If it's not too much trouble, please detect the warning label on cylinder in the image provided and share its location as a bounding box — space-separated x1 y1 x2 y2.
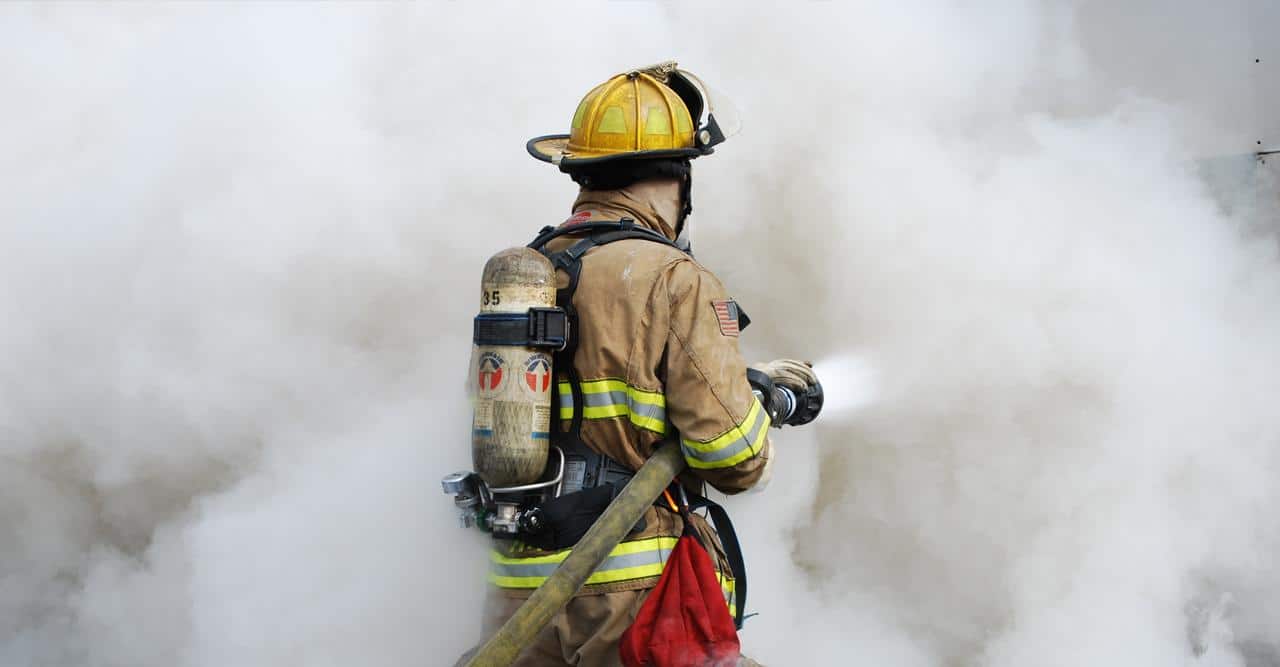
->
476 351 507 396
521 353 552 396
532 403 550 436
473 400 493 433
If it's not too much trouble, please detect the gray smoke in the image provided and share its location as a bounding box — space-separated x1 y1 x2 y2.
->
2 2 1279 666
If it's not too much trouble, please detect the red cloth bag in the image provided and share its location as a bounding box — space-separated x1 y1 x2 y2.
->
619 524 740 667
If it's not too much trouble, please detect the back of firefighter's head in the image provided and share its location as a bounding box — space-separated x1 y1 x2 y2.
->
526 62 731 233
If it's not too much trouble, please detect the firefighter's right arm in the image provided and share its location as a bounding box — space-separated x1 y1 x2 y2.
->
659 259 771 494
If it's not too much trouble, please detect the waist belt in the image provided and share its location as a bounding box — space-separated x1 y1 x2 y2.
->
513 436 639 551
557 435 749 629
507 440 750 629
559 433 635 495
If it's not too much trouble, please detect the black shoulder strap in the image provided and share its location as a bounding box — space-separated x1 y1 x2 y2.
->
527 218 681 254
527 219 684 447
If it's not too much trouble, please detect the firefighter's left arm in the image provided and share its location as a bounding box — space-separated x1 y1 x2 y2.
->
659 259 772 495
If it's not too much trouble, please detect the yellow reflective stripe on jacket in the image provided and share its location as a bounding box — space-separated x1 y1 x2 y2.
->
491 536 737 614
718 571 737 617
557 379 668 434
680 397 770 469
489 536 679 589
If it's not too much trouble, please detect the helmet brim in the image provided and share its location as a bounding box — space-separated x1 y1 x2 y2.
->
526 134 708 167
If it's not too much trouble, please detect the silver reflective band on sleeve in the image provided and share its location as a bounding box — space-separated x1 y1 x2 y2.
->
680 397 770 469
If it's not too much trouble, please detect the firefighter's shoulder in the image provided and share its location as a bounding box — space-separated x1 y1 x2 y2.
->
587 237 697 283
655 254 728 306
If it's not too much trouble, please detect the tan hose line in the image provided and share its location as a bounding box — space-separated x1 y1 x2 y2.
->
464 443 687 666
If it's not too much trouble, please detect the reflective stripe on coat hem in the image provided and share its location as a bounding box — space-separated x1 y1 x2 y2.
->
490 533 737 615
492 575 665 599
490 536 679 589
494 573 736 615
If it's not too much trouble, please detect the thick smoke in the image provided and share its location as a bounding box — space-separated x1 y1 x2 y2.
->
2 2 1278 666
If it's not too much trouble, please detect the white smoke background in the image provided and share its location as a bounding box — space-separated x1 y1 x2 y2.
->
3 2 1279 666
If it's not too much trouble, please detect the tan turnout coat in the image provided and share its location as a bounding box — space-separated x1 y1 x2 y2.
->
480 179 770 666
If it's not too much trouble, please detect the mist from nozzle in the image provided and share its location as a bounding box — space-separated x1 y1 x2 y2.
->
812 354 879 420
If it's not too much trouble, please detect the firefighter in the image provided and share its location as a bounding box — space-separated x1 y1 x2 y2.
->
464 62 822 666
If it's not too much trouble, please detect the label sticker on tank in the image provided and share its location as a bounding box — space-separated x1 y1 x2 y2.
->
532 399 547 427
473 401 493 431
532 404 550 437
477 351 507 395
522 353 552 396
562 457 587 495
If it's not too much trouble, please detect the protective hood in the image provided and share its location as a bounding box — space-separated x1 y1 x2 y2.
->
570 178 684 241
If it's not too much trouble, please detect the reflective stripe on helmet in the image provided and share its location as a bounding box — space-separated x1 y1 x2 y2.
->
564 72 695 157
557 379 668 434
680 397 770 469
489 536 679 589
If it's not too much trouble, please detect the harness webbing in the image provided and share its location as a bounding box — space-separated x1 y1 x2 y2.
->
528 219 681 448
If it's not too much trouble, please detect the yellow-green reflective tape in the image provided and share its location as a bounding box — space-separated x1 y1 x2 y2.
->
571 99 589 130
681 398 770 469
596 106 627 134
718 571 737 616
557 380 667 434
644 107 672 135
489 536 679 589
491 536 736 614
676 109 692 133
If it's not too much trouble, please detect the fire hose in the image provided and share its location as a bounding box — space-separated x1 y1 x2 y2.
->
463 443 686 666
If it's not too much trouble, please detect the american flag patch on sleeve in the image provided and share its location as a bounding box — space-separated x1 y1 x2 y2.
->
711 299 740 337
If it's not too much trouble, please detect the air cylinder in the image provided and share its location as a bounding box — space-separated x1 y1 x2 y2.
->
471 247 556 487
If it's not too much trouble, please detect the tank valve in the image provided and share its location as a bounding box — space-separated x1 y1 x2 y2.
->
441 471 484 529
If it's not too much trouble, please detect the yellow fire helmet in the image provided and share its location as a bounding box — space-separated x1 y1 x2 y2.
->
527 61 738 168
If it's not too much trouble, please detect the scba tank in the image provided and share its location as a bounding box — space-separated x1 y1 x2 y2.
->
471 247 558 487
